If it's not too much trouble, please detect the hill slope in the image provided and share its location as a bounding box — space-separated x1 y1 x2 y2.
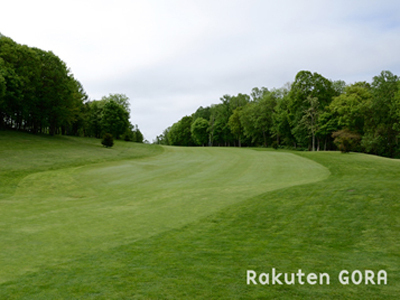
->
1 132 399 299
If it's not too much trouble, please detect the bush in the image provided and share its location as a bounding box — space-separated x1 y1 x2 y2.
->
123 132 132 141
332 129 361 153
101 133 114 148
271 141 279 149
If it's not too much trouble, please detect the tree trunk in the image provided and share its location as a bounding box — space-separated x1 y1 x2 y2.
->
312 132 315 151
263 130 267 147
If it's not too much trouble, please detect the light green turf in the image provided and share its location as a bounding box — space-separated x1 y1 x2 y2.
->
0 130 163 198
4 131 399 299
0 132 329 284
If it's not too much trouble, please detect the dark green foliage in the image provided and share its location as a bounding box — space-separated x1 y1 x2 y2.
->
101 100 129 139
327 82 372 134
271 141 278 149
123 124 144 143
193 106 211 121
84 100 105 138
0 35 143 142
168 116 195 146
332 129 361 153
0 35 87 134
160 69 400 158
288 70 336 148
228 107 243 147
101 133 114 148
209 103 233 146
154 127 170 145
271 91 295 147
362 71 400 157
133 129 144 143
241 90 277 146
101 93 130 113
190 117 209 146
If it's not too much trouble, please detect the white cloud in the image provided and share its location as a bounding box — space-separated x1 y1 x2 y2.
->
1 0 400 141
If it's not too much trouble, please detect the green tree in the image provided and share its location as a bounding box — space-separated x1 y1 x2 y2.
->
132 124 144 143
168 116 194 146
0 59 6 116
362 71 399 157
191 117 209 146
193 106 211 121
0 34 139 139
101 93 130 114
288 70 336 148
155 127 171 145
65 78 88 136
230 93 250 110
101 133 114 148
228 107 243 147
209 103 233 146
101 100 129 139
328 82 372 134
84 100 106 138
271 87 295 147
332 129 361 153
250 87 269 102
316 111 339 151
0 36 32 130
332 80 346 95
34 49 80 135
240 91 277 146
299 96 319 151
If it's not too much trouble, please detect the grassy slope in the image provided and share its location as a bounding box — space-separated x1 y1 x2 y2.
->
0 131 163 197
1 131 399 299
0 131 328 287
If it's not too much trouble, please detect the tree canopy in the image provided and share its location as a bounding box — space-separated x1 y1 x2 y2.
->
156 70 400 158
0 34 144 143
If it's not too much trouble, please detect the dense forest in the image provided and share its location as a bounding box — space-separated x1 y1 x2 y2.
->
156 70 400 158
0 34 143 142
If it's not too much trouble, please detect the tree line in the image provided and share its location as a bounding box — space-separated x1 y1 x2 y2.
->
156 70 400 158
0 34 143 142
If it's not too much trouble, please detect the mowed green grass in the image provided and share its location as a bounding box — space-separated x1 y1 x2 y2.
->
0 131 163 198
1 131 399 299
0 131 328 284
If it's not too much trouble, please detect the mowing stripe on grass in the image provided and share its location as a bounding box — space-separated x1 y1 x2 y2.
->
0 146 329 283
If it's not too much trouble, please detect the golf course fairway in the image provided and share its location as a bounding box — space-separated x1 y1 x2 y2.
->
0 142 329 283
1 132 399 299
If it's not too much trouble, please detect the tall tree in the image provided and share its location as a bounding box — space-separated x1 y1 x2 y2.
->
191 117 209 146
228 107 244 147
0 35 141 139
101 93 130 114
209 102 233 146
250 87 269 102
300 96 319 151
240 91 277 146
0 36 26 129
362 71 400 157
101 100 130 139
328 82 372 134
288 70 336 148
168 116 194 146
193 106 211 121
270 86 294 146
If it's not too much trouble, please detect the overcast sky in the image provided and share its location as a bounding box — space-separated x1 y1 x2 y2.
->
2 0 400 141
